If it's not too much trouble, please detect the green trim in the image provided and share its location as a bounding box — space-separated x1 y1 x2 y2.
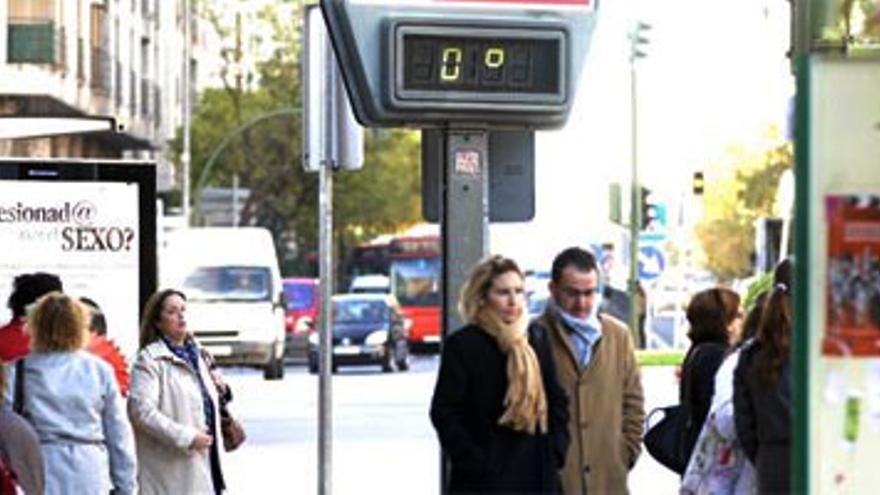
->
636 349 684 367
792 53 811 495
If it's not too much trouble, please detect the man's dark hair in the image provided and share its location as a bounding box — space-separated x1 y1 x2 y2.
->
80 296 108 336
551 247 599 283
7 272 63 318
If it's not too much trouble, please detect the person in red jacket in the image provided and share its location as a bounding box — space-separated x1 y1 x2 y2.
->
81 297 131 397
0 272 63 361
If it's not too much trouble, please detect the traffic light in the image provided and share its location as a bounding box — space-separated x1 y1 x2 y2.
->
629 21 651 61
693 171 704 195
640 187 655 230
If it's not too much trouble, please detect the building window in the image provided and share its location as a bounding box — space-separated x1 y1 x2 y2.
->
7 0 58 64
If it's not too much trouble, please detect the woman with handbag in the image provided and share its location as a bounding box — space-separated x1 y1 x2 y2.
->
680 291 768 494
128 289 227 495
678 287 741 469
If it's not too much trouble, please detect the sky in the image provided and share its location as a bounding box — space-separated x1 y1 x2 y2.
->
490 0 794 274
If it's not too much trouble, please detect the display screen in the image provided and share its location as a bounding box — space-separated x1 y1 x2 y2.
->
399 30 562 96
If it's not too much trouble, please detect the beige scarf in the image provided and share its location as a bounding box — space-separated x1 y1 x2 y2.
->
475 308 548 434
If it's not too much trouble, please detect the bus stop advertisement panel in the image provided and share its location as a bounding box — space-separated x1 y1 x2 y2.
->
0 159 157 360
798 57 880 493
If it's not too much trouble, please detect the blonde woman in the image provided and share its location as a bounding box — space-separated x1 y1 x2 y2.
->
128 289 226 494
429 255 570 493
12 292 136 495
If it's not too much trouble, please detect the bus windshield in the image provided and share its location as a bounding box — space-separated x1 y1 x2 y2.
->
183 266 272 302
391 258 440 307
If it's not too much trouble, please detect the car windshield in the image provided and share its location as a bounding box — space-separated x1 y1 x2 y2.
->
333 300 388 324
183 266 272 302
284 283 315 310
390 258 440 306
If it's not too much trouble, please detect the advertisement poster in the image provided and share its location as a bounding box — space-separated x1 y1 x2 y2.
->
0 181 141 358
824 194 880 356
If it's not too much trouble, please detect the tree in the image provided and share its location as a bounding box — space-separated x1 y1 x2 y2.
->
695 128 793 282
170 2 422 275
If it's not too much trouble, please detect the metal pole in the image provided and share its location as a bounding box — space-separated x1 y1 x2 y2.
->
439 128 489 493
181 0 191 225
627 45 642 349
317 30 337 495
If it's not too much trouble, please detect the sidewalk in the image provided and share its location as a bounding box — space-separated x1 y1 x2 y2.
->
630 365 681 494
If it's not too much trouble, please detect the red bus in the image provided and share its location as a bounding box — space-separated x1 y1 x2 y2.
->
388 234 441 347
343 235 392 286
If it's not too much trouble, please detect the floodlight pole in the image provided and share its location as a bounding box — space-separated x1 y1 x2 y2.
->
181 0 192 225
628 21 649 349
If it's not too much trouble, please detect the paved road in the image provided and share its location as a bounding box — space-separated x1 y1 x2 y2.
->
221 356 681 494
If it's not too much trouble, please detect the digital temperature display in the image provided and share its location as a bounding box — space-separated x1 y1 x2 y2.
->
393 25 566 105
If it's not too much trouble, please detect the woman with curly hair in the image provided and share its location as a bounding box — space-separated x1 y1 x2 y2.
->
429 255 570 493
10 292 136 494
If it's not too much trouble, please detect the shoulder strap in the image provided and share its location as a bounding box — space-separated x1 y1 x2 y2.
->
13 358 25 415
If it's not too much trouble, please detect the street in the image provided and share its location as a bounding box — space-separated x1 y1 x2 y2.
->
221 356 681 494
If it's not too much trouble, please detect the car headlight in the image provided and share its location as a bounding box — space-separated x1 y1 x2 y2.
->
308 332 319 345
364 329 388 345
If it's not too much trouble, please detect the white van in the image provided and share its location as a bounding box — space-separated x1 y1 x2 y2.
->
159 227 286 380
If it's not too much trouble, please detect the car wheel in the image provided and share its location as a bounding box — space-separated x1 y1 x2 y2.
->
263 352 285 381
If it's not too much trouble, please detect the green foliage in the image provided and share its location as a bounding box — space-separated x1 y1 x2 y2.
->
742 271 773 312
695 130 793 282
169 3 422 276
636 350 685 367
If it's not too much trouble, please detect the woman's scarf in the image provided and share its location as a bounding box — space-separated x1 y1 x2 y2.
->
476 308 548 434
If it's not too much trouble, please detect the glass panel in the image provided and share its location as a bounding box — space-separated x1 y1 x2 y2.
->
182 266 272 302
283 283 315 310
333 300 388 324
391 258 441 306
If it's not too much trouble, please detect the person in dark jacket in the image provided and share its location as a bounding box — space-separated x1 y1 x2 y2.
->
679 286 741 467
734 258 792 493
430 255 570 494
0 272 62 362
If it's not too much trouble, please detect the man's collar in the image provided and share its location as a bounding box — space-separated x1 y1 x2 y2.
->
555 305 602 341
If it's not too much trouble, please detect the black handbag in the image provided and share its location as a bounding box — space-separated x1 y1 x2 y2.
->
643 404 689 475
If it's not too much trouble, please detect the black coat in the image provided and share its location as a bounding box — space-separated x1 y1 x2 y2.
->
679 341 728 465
733 341 791 493
429 324 570 494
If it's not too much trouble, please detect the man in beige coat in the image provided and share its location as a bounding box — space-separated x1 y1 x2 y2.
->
535 247 645 495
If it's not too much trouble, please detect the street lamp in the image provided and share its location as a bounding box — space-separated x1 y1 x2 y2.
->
628 20 650 348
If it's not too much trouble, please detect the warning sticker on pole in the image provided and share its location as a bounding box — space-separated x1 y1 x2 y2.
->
454 149 482 175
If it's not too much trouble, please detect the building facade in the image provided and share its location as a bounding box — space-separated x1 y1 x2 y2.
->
0 0 212 190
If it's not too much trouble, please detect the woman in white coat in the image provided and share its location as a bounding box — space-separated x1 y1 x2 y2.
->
12 292 137 495
128 289 226 494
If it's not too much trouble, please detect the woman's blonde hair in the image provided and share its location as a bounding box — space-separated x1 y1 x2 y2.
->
458 255 523 324
28 292 89 352
459 255 548 434
139 289 186 349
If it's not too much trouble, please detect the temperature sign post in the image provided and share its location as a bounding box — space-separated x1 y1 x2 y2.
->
320 0 598 128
